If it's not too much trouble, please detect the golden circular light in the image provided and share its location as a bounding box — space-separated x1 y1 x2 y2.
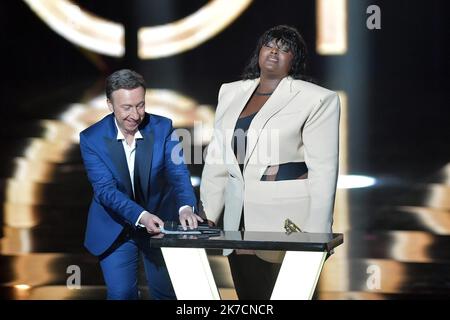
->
23 0 253 58
138 0 253 59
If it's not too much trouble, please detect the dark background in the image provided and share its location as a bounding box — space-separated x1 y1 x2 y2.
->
1 0 449 179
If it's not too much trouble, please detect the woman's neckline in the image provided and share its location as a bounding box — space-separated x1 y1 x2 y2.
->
238 112 258 119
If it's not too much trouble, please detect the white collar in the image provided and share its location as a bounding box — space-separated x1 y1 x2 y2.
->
114 118 143 141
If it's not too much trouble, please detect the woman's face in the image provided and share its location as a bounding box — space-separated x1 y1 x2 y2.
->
258 39 294 78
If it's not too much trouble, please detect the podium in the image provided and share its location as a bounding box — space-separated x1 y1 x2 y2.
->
146 230 343 300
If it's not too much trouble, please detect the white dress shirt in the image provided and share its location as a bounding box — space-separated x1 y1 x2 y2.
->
114 119 191 227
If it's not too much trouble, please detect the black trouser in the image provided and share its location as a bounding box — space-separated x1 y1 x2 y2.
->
228 251 281 300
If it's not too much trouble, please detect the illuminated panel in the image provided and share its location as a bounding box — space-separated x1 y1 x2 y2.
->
398 206 450 235
23 0 124 57
138 0 253 59
271 251 327 300
316 0 347 55
390 231 434 263
319 259 408 295
162 248 220 300
424 184 450 210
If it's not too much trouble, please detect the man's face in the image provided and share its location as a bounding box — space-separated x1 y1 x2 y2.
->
107 87 146 135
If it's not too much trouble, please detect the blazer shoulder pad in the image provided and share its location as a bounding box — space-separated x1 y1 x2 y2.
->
296 79 336 98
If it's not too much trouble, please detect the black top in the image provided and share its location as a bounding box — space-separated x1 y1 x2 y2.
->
145 230 343 253
231 112 258 231
232 112 257 173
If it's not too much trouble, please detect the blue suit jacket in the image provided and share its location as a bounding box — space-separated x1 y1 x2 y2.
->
80 113 197 256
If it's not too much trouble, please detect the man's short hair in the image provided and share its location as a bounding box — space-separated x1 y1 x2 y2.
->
105 69 146 101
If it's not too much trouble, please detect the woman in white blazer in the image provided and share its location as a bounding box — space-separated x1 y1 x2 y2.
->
200 25 340 299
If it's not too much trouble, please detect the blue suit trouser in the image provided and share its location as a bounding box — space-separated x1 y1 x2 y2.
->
99 228 176 300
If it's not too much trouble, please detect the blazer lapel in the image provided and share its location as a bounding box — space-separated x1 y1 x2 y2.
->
244 77 301 169
135 130 154 204
104 137 134 198
221 79 260 176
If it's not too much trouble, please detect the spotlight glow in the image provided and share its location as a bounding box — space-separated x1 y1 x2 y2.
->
14 284 31 290
190 176 201 188
337 175 376 189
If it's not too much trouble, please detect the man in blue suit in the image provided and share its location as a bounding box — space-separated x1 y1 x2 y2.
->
79 69 203 299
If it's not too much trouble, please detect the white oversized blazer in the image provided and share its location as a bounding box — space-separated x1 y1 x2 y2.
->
200 76 340 238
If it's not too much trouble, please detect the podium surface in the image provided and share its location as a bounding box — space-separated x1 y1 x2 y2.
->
144 231 343 300
148 230 342 251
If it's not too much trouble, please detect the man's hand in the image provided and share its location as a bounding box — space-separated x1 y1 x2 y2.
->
179 207 204 230
139 211 164 234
